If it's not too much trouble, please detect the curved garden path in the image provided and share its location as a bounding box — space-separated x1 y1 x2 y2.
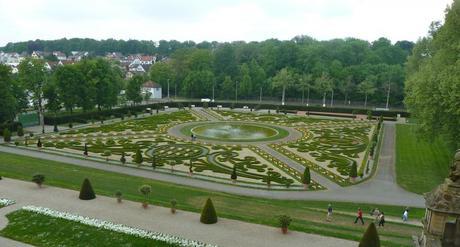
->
0 122 424 207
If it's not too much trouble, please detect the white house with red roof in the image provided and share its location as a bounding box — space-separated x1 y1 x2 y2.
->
142 81 162 99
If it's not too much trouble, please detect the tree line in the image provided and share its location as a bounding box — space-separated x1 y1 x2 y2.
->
405 0 460 150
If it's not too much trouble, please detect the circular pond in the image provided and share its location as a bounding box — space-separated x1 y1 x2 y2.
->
183 122 288 142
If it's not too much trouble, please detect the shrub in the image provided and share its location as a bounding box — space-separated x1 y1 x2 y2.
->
102 150 111 161
37 138 42 148
53 124 58 132
278 215 292 229
3 128 11 142
230 166 237 181
139 185 152 208
359 222 380 247
200 198 218 224
14 141 19 146
115 190 122 203
79 178 96 200
349 162 358 178
120 152 126 164
367 110 372 120
171 199 177 214
83 143 88 156
302 167 311 185
68 122 73 128
133 148 143 165
17 125 24 136
32 173 45 187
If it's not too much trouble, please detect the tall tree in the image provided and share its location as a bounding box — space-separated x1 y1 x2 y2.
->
126 75 144 105
314 72 333 107
405 1 460 149
149 62 175 98
271 68 294 105
18 58 48 133
296 73 313 105
238 63 252 98
0 64 17 123
357 76 377 108
53 65 82 113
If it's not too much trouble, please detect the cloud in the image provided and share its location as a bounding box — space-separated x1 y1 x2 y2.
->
0 0 453 46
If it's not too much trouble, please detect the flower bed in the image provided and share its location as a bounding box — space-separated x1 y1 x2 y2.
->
21 205 217 247
0 198 15 207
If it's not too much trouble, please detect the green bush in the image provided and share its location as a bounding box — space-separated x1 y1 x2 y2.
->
120 152 126 164
17 125 24 136
230 166 237 180
278 215 292 228
79 178 96 200
302 167 311 184
133 149 143 165
359 222 380 247
37 138 42 148
139 185 152 201
200 198 218 224
53 124 58 133
349 162 358 178
3 128 11 142
32 173 45 187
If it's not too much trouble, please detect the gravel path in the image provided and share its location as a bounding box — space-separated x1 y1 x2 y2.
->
0 178 356 247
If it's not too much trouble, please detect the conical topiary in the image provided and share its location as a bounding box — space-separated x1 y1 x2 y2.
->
200 198 218 224
79 178 96 200
349 162 358 178
359 222 380 247
133 148 143 165
302 167 311 184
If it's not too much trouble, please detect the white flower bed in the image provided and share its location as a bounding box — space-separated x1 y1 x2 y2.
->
22 205 217 247
0 198 15 207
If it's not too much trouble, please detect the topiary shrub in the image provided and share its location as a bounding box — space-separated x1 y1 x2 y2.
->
230 166 237 182
17 125 24 137
3 128 11 142
349 162 358 179
302 167 311 186
133 148 143 165
278 215 292 234
32 173 45 188
53 124 58 133
83 143 88 156
139 184 152 208
68 122 73 128
359 222 380 247
115 190 123 203
200 198 218 224
37 138 42 148
120 152 126 164
79 178 96 200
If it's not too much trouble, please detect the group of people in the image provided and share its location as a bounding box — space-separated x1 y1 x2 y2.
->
325 204 410 227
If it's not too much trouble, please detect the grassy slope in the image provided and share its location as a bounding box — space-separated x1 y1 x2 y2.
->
395 124 452 194
0 210 178 247
0 151 422 246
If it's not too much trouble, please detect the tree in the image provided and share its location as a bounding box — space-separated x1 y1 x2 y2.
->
0 65 17 123
405 1 460 149
314 72 333 107
271 68 294 105
359 222 380 247
139 184 152 208
358 77 376 108
302 167 311 185
221 76 234 99
200 198 218 224
349 162 358 179
32 173 45 188
43 82 61 128
79 178 96 200
149 62 175 97
231 166 237 181
53 65 82 113
133 148 143 165
297 73 313 105
126 75 144 105
17 125 24 137
18 58 48 133
2 128 11 142
238 63 252 98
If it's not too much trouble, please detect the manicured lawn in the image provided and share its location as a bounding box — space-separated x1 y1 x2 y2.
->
0 151 422 246
0 210 178 247
395 124 453 194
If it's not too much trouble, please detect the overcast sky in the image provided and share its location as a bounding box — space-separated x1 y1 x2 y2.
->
0 0 453 46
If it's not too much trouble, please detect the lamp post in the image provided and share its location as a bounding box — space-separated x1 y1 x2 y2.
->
167 79 170 101
385 80 391 109
259 87 262 102
235 81 238 103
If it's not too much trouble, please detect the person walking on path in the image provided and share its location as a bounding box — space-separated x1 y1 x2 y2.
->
354 208 364 225
326 204 333 221
402 208 409 222
378 212 385 227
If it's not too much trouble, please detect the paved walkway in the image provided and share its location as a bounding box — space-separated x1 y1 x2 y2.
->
0 178 356 247
0 122 424 207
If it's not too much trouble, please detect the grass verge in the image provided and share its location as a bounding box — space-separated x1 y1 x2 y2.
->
395 124 452 194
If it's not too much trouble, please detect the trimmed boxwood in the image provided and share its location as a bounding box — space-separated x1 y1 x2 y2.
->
359 222 380 247
79 178 96 200
200 198 218 224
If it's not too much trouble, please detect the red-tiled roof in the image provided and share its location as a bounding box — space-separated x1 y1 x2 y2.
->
143 81 161 88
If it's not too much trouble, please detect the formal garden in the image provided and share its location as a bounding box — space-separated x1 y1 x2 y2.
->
8 108 379 190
